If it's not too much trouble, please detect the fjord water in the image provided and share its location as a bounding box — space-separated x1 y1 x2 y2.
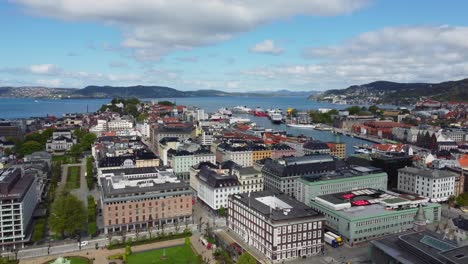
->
0 96 349 118
0 96 372 156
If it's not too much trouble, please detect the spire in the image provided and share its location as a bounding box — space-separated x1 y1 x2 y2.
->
413 204 428 232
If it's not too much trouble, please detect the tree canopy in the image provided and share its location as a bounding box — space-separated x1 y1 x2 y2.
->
237 252 256 264
49 191 86 238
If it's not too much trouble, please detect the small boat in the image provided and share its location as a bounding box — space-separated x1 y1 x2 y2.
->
314 124 333 131
34 100 39 103
218 107 232 116
231 106 251 113
286 123 316 129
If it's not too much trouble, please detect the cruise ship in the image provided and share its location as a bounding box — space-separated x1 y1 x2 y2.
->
231 106 251 113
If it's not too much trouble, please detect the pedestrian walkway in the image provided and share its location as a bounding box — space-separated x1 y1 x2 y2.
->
190 232 215 264
19 238 185 264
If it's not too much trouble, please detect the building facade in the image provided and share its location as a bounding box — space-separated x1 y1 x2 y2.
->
228 191 326 262
167 149 216 178
262 155 339 197
100 169 192 234
196 167 240 210
296 166 388 205
309 188 441 245
398 167 456 202
234 167 264 193
0 168 38 250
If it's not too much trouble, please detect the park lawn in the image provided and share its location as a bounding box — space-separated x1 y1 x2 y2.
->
67 166 81 189
127 244 199 264
52 154 78 164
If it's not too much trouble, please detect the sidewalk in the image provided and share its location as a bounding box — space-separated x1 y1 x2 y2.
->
190 232 215 264
19 238 185 264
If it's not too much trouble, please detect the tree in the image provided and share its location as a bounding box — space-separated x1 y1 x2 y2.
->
368 105 380 114
69 144 83 157
17 140 43 156
218 206 226 216
237 252 256 264
49 191 86 238
158 101 174 106
136 112 148 122
346 106 362 115
81 133 97 151
86 157 94 189
87 222 97 237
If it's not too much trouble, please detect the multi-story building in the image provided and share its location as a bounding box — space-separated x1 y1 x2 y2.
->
196 166 240 210
309 188 441 245
326 142 346 159
303 141 330 155
263 155 339 197
201 128 214 146
397 167 456 202
97 151 160 176
0 168 38 250
216 144 253 167
189 162 218 194
233 167 264 193
46 129 77 152
228 191 326 262
99 168 192 234
251 145 272 163
150 122 195 151
167 148 216 179
296 166 388 205
443 129 468 143
107 116 134 131
271 144 296 159
0 122 23 140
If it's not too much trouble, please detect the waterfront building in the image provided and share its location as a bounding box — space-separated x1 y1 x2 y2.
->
309 188 441 245
228 191 326 262
0 168 38 250
100 168 192 234
296 166 388 205
397 167 456 202
326 142 346 159
262 155 340 197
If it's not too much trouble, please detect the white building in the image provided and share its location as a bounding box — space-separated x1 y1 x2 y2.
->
0 168 38 250
196 167 240 210
216 144 253 167
398 167 457 202
228 191 326 262
232 166 264 194
46 129 76 152
167 149 216 178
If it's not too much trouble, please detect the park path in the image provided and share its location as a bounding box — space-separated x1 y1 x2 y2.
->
190 231 216 264
19 238 185 264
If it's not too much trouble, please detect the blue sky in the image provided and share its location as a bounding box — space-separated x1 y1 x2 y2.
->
1 0 468 91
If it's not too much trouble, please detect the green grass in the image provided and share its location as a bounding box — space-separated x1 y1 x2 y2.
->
47 256 90 264
66 166 81 189
127 245 199 264
52 155 78 164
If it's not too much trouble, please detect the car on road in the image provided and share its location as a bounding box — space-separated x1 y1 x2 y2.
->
79 241 88 247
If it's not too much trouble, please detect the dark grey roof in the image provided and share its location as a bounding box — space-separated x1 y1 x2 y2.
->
231 190 323 223
238 167 260 175
0 168 35 201
262 155 339 178
191 161 218 170
398 167 457 179
135 149 158 160
159 137 180 145
301 166 384 183
271 144 294 151
197 167 239 188
303 140 330 151
452 216 468 231
369 230 468 264
98 155 135 167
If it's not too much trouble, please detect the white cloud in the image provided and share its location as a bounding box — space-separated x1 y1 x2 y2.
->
29 64 57 74
36 78 62 87
243 25 468 90
14 0 367 61
250 40 284 55
109 61 129 68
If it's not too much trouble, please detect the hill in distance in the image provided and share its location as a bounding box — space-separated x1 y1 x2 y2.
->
311 78 468 104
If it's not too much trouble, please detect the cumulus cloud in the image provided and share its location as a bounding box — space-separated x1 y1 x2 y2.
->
250 40 284 55
109 61 129 68
29 64 57 74
36 78 62 87
14 0 367 61
243 25 468 90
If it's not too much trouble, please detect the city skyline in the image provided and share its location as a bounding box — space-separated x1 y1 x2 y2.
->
1 0 468 91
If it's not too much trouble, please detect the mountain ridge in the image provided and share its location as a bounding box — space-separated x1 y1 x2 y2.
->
310 78 468 104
